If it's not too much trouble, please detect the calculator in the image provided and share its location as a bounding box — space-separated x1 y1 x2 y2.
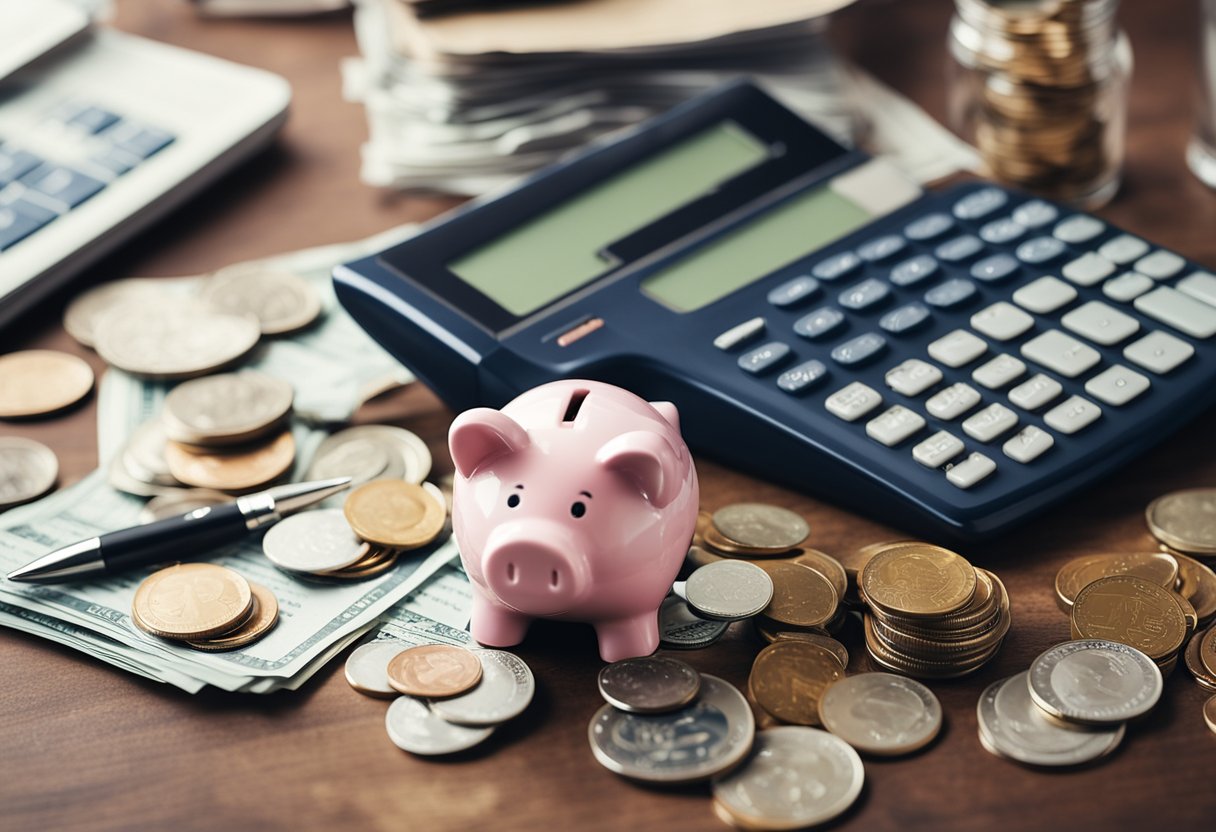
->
334 81 1216 540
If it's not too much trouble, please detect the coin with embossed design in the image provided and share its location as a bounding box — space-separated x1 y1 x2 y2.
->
430 650 535 726
162 370 294 446
1147 489 1216 556
185 582 279 651
818 672 941 756
387 644 483 698
861 543 977 618
1175 553 1216 626
132 562 253 640
262 508 370 573
199 266 322 336
755 561 838 629
597 656 701 714
685 560 774 622
0 437 58 509
1027 640 1163 725
791 548 848 601
749 640 844 726
1054 552 1179 612
658 594 729 650
712 503 809 553
1070 575 1188 661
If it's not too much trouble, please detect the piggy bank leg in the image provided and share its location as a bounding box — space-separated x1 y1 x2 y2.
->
594 611 660 663
470 592 531 648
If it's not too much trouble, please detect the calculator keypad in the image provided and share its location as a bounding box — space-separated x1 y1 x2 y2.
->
1012 276 1076 313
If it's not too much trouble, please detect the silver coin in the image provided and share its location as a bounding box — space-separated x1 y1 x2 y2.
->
588 673 754 784
0 437 58 509
121 419 179 486
712 503 810 550
712 726 864 830
199 266 323 336
1027 639 1163 725
345 640 407 698
63 277 166 348
598 656 701 714
306 425 431 486
262 509 369 573
385 695 494 755
659 594 729 649
685 560 774 621
93 295 261 380
817 672 942 756
977 672 1124 766
162 370 294 446
139 488 231 523
429 649 535 725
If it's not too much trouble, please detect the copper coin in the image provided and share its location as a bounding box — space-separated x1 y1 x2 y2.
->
712 503 809 553
163 431 295 492
343 479 445 549
1054 552 1179 612
791 549 849 601
387 644 483 698
748 641 844 726
0 350 94 418
132 563 253 640
1071 575 1188 661
755 561 838 629
861 543 977 619
185 582 279 651
1175 554 1216 626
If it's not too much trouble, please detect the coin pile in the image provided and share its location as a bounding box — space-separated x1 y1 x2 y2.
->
978 639 1162 767
0 436 59 511
859 542 1010 679
1184 622 1216 694
131 562 279 652
1070 575 1192 677
345 640 535 755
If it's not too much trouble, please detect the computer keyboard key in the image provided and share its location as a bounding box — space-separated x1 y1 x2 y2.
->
904 212 955 241
1053 214 1105 244
1133 286 1216 338
946 453 996 489
913 430 965 468
838 278 890 311
767 276 819 308
953 187 1008 220
777 360 828 395
0 199 57 250
1060 300 1140 345
1084 364 1150 406
1012 275 1077 314
714 317 765 350
738 341 791 375
978 217 1026 245
1014 236 1066 264
1102 272 1154 303
794 307 845 340
20 164 105 210
926 383 981 420
826 382 882 422
971 301 1034 341
107 122 175 159
972 354 1026 389
962 403 1018 442
1062 252 1117 287
1002 426 1054 463
1021 329 1101 377
935 235 985 262
1098 235 1150 265
1176 271 1216 307
1012 200 1059 228
866 406 926 446
68 106 121 134
924 278 978 309
889 254 939 286
1134 250 1186 280
856 234 907 262
830 332 887 366
1043 395 1102 434
812 252 862 281
885 358 942 396
1122 330 1195 373
927 329 987 367
0 147 43 186
1008 373 1063 410
970 253 1020 283
879 302 931 335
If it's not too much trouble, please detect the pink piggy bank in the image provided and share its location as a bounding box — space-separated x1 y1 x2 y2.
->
448 380 699 662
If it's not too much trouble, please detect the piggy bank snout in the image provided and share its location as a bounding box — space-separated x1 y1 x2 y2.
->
482 524 589 616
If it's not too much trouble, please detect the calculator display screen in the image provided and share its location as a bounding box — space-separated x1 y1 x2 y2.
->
640 184 873 312
447 121 770 316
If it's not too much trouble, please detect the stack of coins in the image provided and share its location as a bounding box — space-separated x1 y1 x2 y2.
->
1147 488 1216 564
1184 621 1216 695
859 542 1010 679
1070 574 1192 677
695 503 810 560
131 563 279 652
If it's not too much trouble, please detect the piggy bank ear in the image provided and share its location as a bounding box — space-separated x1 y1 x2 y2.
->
449 409 530 479
596 431 681 508
650 401 680 432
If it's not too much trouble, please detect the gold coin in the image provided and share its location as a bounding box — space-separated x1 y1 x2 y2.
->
712 503 809 553
1146 489 1216 556
132 563 253 640
1184 627 1216 690
344 479 445 549
1206 696 1216 734
755 561 838 629
748 641 843 726
860 543 977 619
163 431 295 492
185 582 279 651
1200 624 1216 679
1054 552 1180 612
701 523 793 558
1071 575 1188 660
1175 554 1216 626
770 632 849 670
387 644 482 698
791 549 848 601
0 350 95 418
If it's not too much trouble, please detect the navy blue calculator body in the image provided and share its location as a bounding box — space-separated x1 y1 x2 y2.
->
334 81 1216 540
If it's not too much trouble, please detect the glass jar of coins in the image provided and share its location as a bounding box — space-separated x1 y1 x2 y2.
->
947 0 1131 208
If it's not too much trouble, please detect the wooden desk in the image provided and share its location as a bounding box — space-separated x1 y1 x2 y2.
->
3 2 1215 830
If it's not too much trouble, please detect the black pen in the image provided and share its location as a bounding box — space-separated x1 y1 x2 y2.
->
6 477 352 583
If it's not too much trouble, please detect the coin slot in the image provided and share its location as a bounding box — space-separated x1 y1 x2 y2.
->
507 562 517 583
562 389 589 424
550 569 559 589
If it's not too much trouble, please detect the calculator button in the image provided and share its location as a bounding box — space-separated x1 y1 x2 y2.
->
0 147 43 186
962 403 1018 442
972 354 1026 389
913 431 965 468
924 278 978 309
885 359 943 396
1134 250 1186 280
777 360 828 395
67 106 120 134
1012 275 1077 314
1021 329 1100 377
1008 374 1063 410
879 302 931 335
970 253 1020 283
1134 286 1216 338
767 276 820 308
953 187 1008 220
1002 426 1054 463
1012 200 1059 228
1060 300 1140 345
978 217 1026 245
970 301 1034 341
1062 252 1117 287
812 252 862 281
793 307 845 340
0 199 56 250
866 406 926 447
889 254 939 286
838 278 890 311
904 213 955 241
1084 364 1150 406
946 453 996 489
935 235 985 262
1176 271 1216 307
738 342 791 375
1103 272 1154 302
856 234 907 263
1043 395 1102 434
1122 330 1195 373
106 122 175 159
713 317 766 350
926 383 981 420
826 382 882 422
1014 236 1067 265
1053 215 1105 244
19 165 105 211
91 147 138 177
830 332 887 366
1098 235 1150 265
927 329 988 367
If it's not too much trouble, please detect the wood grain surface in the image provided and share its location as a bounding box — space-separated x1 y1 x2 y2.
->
3 2 1215 831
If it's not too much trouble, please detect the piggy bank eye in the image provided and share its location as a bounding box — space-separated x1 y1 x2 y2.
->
507 493 521 508
570 501 586 518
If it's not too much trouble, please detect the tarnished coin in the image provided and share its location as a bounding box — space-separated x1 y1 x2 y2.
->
791 549 848 601
978 672 1125 766
712 726 864 831
861 543 977 618
131 563 253 640
588 674 754 784
659 594 729 649
343 479 445 549
762 631 849 670
1071 574 1188 660
164 431 296 493
712 503 810 553
0 350 94 418
139 489 231 523
430 650 535 725
817 672 941 756
385 695 494 756
1054 552 1179 612
597 656 701 714
749 641 844 726
388 644 483 698
199 266 323 335
185 582 279 651
345 640 408 698
685 560 774 621
1028 639 1163 725
0 437 58 509
1175 553 1216 626
262 508 370 573
162 371 294 446
63 277 167 348
307 425 431 486
755 561 838 629
1147 489 1216 556
1206 696 1216 734
1182 626 1216 691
